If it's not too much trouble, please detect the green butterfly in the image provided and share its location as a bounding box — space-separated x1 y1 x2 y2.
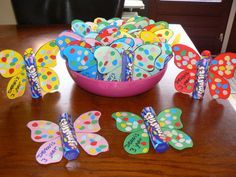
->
112 107 193 154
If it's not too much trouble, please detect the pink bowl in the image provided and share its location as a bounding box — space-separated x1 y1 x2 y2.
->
67 64 167 97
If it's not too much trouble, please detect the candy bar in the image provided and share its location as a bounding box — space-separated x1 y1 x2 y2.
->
141 107 169 153
23 48 42 98
58 113 80 160
192 51 211 100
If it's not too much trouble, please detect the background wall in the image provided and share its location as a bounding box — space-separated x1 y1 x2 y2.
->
0 0 16 24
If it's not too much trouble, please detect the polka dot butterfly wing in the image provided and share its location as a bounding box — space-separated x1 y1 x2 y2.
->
62 45 98 79
94 46 123 81
71 19 92 37
112 112 150 154
208 52 236 99
35 40 60 93
27 121 63 164
132 44 162 80
157 108 193 150
0 50 27 99
172 44 201 94
73 111 109 155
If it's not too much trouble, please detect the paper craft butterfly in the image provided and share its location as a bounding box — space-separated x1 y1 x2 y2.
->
172 44 236 99
94 44 163 81
112 107 193 154
27 111 109 165
0 41 59 99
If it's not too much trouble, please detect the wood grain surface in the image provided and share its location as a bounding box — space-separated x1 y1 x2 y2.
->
0 25 236 177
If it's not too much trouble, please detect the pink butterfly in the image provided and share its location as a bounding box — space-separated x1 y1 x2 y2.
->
27 111 109 165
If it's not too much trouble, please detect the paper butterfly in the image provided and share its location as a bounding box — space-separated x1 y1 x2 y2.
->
0 41 59 99
62 37 135 79
27 111 109 165
172 44 236 99
112 107 193 154
94 44 162 81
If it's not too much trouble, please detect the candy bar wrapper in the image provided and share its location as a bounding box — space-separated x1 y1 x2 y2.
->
23 48 42 98
121 50 134 81
141 107 169 153
192 57 210 100
58 113 80 161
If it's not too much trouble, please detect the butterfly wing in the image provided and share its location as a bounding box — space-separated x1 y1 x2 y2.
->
209 53 236 79
71 19 91 36
110 37 134 53
36 137 63 164
112 112 149 154
208 72 231 99
162 128 193 150
124 130 150 154
0 50 25 78
172 44 200 70
63 45 97 79
6 71 27 99
154 29 174 42
112 112 146 133
74 111 102 133
157 108 183 130
37 67 60 93
155 42 173 69
0 50 27 99
174 70 196 93
132 44 162 80
94 46 122 81
76 133 109 155
35 41 58 68
27 120 60 142
157 108 193 150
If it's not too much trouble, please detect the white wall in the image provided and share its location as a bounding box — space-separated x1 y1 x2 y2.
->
0 0 16 24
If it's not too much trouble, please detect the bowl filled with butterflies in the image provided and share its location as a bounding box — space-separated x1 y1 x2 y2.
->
56 16 174 97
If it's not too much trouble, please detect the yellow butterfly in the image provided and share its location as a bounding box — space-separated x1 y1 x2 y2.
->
0 41 59 99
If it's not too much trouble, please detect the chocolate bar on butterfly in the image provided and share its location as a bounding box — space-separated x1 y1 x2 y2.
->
23 48 42 98
192 50 211 100
141 107 169 153
58 113 80 161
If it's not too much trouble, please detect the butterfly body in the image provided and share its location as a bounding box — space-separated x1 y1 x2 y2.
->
172 44 236 99
24 48 42 98
141 107 169 153
58 113 80 160
112 107 193 155
28 111 109 165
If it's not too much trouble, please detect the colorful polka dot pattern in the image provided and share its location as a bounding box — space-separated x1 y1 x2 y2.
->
76 133 108 155
208 72 231 99
63 45 97 72
74 111 101 133
133 45 162 78
162 129 193 150
0 50 25 78
27 120 60 143
209 53 236 79
35 41 58 68
157 108 183 130
94 46 122 74
72 20 91 37
37 67 59 93
112 112 146 133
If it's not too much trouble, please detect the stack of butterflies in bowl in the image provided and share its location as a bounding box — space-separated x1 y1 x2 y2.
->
56 16 175 81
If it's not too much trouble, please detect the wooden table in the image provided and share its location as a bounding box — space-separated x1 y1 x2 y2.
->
0 25 236 177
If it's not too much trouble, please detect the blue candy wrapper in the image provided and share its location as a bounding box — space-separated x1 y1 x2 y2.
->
121 50 134 81
192 55 210 100
23 48 42 98
141 107 169 153
58 113 80 161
